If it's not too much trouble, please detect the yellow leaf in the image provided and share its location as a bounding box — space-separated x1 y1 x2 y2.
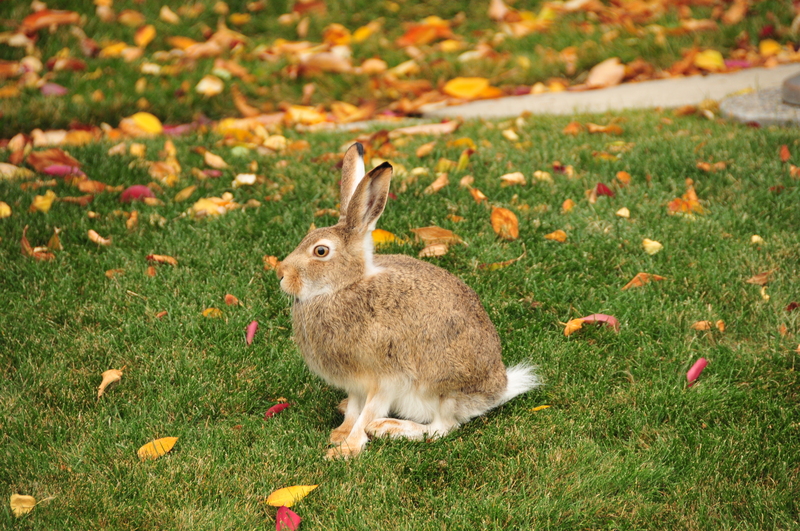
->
0 201 11 218
443 77 490 100
173 185 197 202
531 405 551 412
204 151 228 169
10 494 36 517
615 207 630 218
561 199 575 213
137 437 178 460
372 228 399 246
500 172 526 186
694 49 725 72
30 190 57 213
88 229 112 246
642 238 663 255
99 41 127 58
491 207 519 240
759 39 781 57
544 229 567 243
203 307 223 318
134 25 156 48
266 485 319 507
98 368 123 398
120 112 163 137
563 318 584 336
196 75 225 97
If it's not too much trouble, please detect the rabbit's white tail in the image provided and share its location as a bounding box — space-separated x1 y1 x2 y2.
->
499 363 541 405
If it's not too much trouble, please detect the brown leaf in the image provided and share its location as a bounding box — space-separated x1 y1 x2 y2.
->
26 148 81 172
147 254 178 266
586 123 623 135
745 271 772 286
19 9 80 34
21 225 55 261
562 121 583 136
691 320 712 331
621 272 666 290
491 207 519 240
418 243 449 257
410 226 462 246
98 368 124 398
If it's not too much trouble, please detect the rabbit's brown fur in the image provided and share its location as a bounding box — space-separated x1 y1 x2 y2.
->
277 143 539 458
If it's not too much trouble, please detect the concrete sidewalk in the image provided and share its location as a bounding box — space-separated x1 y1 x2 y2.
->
422 63 800 119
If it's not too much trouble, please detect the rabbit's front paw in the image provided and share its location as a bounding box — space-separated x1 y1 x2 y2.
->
325 442 363 460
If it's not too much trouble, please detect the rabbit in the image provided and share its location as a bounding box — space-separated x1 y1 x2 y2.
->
276 142 540 459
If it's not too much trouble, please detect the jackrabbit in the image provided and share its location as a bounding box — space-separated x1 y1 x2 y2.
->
276 143 539 458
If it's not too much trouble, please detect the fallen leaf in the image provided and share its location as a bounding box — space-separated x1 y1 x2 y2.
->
389 121 460 138
595 182 614 197
137 437 178 460
88 230 111 246
562 121 583 135
586 57 625 89
469 187 488 203
264 255 280 270
615 171 631 186
500 172 526 186
411 226 462 246
266 485 318 507
745 271 771 286
225 294 240 306
246 320 258 345
372 228 399 246
98 368 123 398
105 269 125 279
759 39 781 57
424 172 449 194
694 49 725 71
119 112 163 136
147 254 178 266
276 505 302 531
580 313 620 332
750 234 765 245
615 207 630 218
265 402 290 418
443 77 491 100
716 320 726 332
563 318 584 336
780 145 791 162
21 225 55 261
417 242 448 257
621 272 666 290
203 307 223 318
478 248 526 271
491 207 519 240
10 494 36 517
530 405 551 412
761 286 770 301
691 320 712 331
561 199 575 213
687 358 708 387
0 201 11 218
30 190 57 213
204 151 229 169
134 25 156 48
196 75 225 97
586 123 623 135
19 9 80 33
642 238 663 255
544 229 567 243
173 185 197 203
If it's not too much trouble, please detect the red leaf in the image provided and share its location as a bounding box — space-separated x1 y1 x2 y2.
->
120 185 154 203
687 358 708 387
786 302 799 312
276 506 301 531
265 403 290 419
580 313 620 332
596 182 614 197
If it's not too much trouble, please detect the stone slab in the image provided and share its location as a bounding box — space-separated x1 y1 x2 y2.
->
422 63 800 120
720 87 800 126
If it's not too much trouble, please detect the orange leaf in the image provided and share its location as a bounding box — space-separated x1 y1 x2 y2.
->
561 199 575 213
621 272 666 290
562 121 583 136
146 254 178 266
563 318 584 336
780 145 791 163
544 229 567 243
137 437 178 460
691 320 712 331
410 226 462 246
491 207 519 240
19 9 80 33
469 187 488 204
443 77 491 100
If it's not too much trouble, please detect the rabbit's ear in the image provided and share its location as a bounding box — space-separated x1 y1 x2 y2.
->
344 162 393 233
339 142 366 224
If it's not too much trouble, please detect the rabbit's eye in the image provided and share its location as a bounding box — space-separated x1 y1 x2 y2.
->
313 245 330 258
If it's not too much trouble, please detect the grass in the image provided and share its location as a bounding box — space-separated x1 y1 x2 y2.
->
0 0 797 136
1 108 799 529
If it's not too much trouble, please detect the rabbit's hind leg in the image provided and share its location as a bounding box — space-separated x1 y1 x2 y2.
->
366 417 459 441
330 394 364 444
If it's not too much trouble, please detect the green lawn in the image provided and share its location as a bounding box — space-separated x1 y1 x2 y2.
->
1 0 797 136
1 108 799 528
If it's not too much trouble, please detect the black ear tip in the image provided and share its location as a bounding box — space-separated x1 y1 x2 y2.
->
354 142 364 156
376 161 393 171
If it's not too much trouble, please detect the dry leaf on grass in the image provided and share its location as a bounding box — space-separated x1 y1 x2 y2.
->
691 320 712 331
621 272 666 290
745 271 772 286
10 494 36 517
564 314 620 336
410 226 462 246
419 243 449 257
88 230 112 246
98 368 124 398
138 437 178 460
146 254 178 266
491 207 519 240
642 238 663 255
266 485 318 507
544 230 567 243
